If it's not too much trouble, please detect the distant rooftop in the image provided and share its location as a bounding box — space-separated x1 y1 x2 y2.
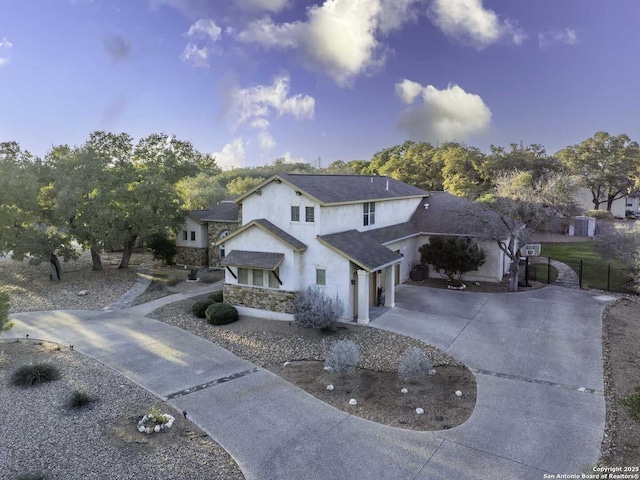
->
190 202 239 223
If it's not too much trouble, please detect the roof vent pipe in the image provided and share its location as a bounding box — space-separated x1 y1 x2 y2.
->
386 180 389 191
370 177 373 183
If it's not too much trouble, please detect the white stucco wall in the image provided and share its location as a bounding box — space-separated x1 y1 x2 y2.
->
384 236 420 283
177 217 208 248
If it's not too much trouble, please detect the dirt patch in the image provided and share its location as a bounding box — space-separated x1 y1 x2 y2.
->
269 361 476 431
601 298 640 468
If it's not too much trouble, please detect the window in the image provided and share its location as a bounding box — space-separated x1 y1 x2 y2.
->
182 231 188 241
238 268 248 284
252 269 264 286
291 206 300 222
363 202 375 226
218 230 231 259
269 269 280 288
190 231 196 241
316 268 326 286
305 206 315 223
627 200 634 207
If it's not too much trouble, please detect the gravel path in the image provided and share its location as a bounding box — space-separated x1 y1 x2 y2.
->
0 339 244 480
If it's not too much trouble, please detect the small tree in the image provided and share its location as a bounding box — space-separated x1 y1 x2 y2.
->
147 232 177 265
293 286 344 330
419 236 486 286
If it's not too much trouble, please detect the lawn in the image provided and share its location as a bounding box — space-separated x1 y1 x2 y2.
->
541 242 633 292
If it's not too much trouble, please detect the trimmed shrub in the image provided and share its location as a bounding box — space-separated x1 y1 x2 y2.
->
586 209 614 220
398 347 433 382
191 300 215 318
10 363 61 387
69 389 95 409
205 302 239 325
293 286 344 330
208 290 224 303
324 340 360 374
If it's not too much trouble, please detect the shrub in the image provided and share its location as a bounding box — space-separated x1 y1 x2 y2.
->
191 300 215 318
419 236 486 286
586 209 614 220
69 389 94 409
205 302 239 325
208 290 224 303
324 340 360 374
398 347 433 382
293 286 344 330
147 232 177 265
619 388 640 423
10 363 61 387
0 289 12 331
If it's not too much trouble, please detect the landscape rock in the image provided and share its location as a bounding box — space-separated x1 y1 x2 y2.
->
416 408 424 415
455 390 463 397
77 290 88 296
349 398 357 405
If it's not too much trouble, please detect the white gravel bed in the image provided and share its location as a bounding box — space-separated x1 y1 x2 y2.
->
0 339 244 480
148 298 463 371
1 252 148 313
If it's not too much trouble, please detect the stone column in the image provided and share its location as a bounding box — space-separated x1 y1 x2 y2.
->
384 264 395 308
357 269 370 325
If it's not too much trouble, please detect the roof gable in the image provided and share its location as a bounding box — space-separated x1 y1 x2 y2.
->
318 230 401 272
216 219 307 252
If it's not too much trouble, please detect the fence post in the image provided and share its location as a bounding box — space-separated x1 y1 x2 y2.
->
607 263 611 291
579 260 583 289
547 257 551 284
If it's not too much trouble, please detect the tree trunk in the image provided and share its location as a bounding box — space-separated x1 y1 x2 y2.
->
90 246 103 270
49 253 61 281
118 235 137 269
509 260 519 292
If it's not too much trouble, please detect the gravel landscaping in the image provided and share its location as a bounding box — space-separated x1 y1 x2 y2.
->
0 339 245 480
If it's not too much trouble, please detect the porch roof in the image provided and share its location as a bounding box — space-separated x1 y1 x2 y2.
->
221 250 284 270
317 230 402 272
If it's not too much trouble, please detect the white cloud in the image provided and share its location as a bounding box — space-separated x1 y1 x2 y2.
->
213 138 245 170
186 19 222 42
379 0 424 34
180 43 210 67
236 0 290 12
427 0 526 49
230 74 315 128
0 37 13 48
395 80 492 142
279 151 304 164
0 58 6 68
538 28 578 48
237 0 392 86
230 74 314 151
258 131 276 150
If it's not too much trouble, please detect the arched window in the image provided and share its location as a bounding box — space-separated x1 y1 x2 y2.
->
218 230 231 259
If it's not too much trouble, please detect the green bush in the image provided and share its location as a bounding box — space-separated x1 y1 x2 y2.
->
148 232 177 265
69 389 95 409
586 209 614 220
10 363 61 387
191 300 215 318
619 389 640 423
205 302 239 325
0 289 12 331
208 291 224 303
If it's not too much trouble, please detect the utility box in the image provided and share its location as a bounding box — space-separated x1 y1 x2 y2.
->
568 216 596 237
410 264 429 281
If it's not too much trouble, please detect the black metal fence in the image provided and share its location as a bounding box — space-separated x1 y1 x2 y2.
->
525 257 637 294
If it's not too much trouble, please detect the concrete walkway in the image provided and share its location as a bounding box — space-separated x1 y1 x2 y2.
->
2 284 613 479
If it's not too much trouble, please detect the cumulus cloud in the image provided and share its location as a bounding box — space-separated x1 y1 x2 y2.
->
213 138 245 170
180 18 222 67
236 0 290 12
279 151 304 164
379 0 424 34
0 37 12 67
230 74 314 151
103 34 132 62
538 28 578 48
428 0 526 49
395 80 492 142
237 0 394 86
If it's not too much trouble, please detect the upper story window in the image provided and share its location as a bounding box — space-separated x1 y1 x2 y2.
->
291 206 300 222
305 206 315 223
363 202 375 226
190 231 196 241
316 268 326 286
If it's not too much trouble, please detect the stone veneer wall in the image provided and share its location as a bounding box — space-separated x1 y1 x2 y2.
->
223 284 297 314
208 221 238 267
176 246 209 267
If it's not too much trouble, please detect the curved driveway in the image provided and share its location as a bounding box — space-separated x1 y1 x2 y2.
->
2 285 612 480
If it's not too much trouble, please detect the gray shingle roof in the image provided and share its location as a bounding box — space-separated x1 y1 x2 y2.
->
410 192 501 235
318 230 401 271
191 202 239 222
364 222 420 245
253 219 307 251
221 250 284 270
278 174 428 204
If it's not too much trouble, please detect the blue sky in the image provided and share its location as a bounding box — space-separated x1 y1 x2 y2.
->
1 0 639 169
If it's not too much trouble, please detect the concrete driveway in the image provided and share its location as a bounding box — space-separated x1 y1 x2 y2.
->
2 284 611 479
372 284 612 476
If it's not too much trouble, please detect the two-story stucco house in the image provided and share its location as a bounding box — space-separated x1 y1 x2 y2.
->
216 174 509 325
